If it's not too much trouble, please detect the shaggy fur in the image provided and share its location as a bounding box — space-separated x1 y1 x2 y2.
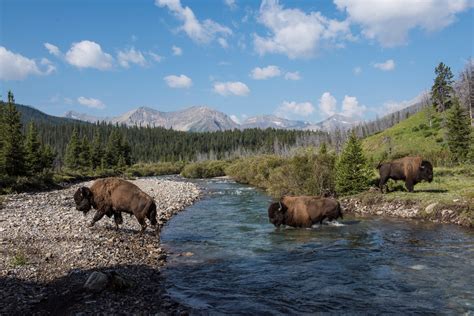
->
268 196 343 228
73 178 157 233
377 156 433 192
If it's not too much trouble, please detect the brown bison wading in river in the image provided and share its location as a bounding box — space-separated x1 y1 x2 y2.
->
73 178 158 233
268 196 343 228
377 156 433 193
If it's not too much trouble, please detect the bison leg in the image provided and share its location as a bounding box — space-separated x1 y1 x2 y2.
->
89 210 106 227
379 176 389 193
136 216 147 234
113 212 123 230
405 180 415 192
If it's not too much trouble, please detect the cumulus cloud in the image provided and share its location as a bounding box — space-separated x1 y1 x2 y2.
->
164 74 193 88
250 65 281 80
341 95 366 117
213 81 250 96
224 0 237 10
148 52 163 62
156 0 232 44
65 40 113 70
276 101 314 118
319 92 337 117
77 96 106 109
117 47 147 68
254 0 352 59
353 66 362 75
284 71 301 80
0 46 55 80
335 0 473 47
44 42 61 57
373 59 395 71
380 92 425 115
172 45 183 56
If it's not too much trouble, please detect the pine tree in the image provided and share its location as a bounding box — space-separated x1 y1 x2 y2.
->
431 62 454 112
446 98 472 162
0 99 5 174
64 128 81 169
40 145 55 171
90 130 103 170
105 129 122 168
78 136 92 169
2 91 26 176
335 131 371 196
25 122 43 174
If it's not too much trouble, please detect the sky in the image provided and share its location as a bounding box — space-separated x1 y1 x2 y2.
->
0 0 473 124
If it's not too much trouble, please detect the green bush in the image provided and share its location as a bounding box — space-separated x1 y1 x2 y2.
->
225 155 285 188
126 161 184 177
181 160 230 178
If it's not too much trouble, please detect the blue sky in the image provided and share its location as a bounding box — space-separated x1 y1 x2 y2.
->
0 0 473 123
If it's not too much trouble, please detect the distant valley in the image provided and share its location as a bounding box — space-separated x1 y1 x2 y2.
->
64 106 362 132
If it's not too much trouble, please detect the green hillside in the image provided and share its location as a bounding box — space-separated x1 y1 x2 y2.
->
363 109 451 166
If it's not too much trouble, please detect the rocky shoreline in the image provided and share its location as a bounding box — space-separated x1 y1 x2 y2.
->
0 177 201 315
341 192 473 228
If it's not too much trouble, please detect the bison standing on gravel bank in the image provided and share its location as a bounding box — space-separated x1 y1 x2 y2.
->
73 178 158 233
377 156 433 193
268 196 343 228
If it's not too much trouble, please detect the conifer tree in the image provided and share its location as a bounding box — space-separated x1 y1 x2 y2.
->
90 130 103 170
78 136 92 169
25 122 43 174
64 128 81 169
446 98 472 162
40 145 55 171
431 62 454 112
2 91 26 176
335 131 371 196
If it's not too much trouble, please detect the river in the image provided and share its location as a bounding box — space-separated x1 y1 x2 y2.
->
161 178 474 314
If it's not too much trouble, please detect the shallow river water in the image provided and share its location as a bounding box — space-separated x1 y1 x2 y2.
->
161 179 474 314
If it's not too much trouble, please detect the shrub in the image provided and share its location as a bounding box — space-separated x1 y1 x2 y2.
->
126 161 184 177
181 160 230 178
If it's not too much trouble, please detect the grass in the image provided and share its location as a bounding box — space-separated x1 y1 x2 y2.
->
363 110 452 166
11 252 28 267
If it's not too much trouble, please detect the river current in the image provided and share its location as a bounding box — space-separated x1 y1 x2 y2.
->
161 178 474 314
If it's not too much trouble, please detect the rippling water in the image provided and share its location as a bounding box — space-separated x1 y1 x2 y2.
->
161 179 474 314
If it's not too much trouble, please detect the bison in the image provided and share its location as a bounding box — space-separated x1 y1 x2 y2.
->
377 156 433 193
268 196 343 228
73 178 158 233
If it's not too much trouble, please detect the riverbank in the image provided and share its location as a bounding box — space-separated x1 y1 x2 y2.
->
0 177 200 314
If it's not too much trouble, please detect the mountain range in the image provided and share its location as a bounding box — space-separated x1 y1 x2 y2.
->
64 106 361 132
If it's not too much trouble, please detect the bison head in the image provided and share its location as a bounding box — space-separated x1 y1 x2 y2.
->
268 201 287 228
419 160 433 183
73 187 93 214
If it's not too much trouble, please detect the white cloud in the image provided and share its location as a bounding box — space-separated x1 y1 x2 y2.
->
65 40 113 70
224 0 237 10
164 74 193 88
276 101 314 118
218 37 229 48
254 0 352 59
341 95 366 117
319 92 337 117
213 81 250 96
156 0 232 44
284 71 301 80
353 66 362 75
335 0 473 47
148 52 163 62
250 65 281 80
117 47 147 68
172 45 183 56
44 42 61 57
77 96 106 109
0 46 54 80
373 59 395 71
380 93 425 115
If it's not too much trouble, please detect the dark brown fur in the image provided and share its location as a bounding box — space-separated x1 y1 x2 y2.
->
377 156 433 192
73 178 157 233
268 196 343 228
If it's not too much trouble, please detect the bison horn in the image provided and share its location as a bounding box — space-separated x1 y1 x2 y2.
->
278 201 282 211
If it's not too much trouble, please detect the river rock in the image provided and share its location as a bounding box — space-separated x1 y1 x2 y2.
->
84 271 109 292
425 202 438 214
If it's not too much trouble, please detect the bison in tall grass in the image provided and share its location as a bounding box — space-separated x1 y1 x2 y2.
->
377 156 433 193
268 196 343 228
73 178 158 233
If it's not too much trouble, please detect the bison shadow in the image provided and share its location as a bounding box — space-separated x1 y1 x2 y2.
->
0 264 185 315
413 189 448 193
